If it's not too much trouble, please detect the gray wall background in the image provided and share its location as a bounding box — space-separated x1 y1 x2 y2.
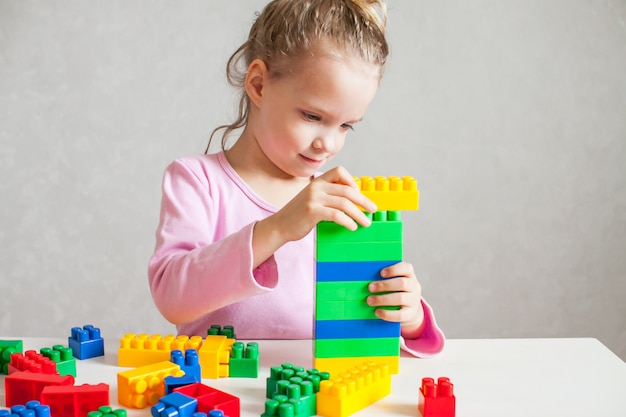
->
1 1 625 360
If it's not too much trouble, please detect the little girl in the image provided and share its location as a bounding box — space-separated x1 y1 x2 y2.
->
149 0 444 357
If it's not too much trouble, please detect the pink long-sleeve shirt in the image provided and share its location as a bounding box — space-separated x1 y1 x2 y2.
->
148 152 445 357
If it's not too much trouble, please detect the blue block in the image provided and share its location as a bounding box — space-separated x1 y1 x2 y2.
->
170 349 201 381
315 319 400 339
316 261 397 282
152 392 198 417
164 374 201 394
68 325 104 359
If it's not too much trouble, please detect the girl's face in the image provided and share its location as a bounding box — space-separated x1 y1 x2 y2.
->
250 50 381 178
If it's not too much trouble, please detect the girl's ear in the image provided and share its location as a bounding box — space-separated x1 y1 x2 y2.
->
245 59 269 108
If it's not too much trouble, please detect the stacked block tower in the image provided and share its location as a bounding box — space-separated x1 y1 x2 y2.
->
315 175 419 375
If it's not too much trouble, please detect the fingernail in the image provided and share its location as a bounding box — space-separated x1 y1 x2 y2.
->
366 296 374 305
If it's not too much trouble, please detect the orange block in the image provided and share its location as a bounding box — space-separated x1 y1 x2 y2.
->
198 335 235 379
118 333 203 367
117 361 183 408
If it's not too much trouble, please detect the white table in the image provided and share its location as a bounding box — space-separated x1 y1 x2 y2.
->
1 337 625 417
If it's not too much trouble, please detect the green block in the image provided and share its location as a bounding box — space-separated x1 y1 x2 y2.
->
316 281 371 301
316 220 402 243
41 345 76 377
314 337 400 358
229 341 259 378
207 324 236 339
0 340 23 375
316 240 402 262
316 299 398 321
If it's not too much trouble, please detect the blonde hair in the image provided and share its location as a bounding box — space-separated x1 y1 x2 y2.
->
205 0 389 153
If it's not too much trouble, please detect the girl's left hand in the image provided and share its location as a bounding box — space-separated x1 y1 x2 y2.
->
367 261 425 339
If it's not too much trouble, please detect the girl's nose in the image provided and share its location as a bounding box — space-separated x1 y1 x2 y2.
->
312 133 337 153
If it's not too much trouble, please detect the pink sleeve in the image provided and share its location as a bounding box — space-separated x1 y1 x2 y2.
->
148 159 277 325
400 299 446 358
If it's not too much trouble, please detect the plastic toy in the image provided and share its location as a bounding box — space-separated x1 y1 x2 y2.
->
68 325 105 360
197 335 235 379
40 383 110 417
229 342 259 378
87 406 128 417
118 334 202 368
207 325 236 339
152 392 198 417
316 362 391 417
0 401 51 417
117 361 184 409
8 350 58 374
41 345 76 377
418 377 456 417
0 339 23 375
174 383 240 417
4 370 74 407
354 175 419 211
171 349 202 381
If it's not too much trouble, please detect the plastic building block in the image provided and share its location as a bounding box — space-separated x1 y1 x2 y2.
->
68 325 105 360
314 356 399 376
0 339 23 374
86 406 128 417
118 334 203 368
4 370 74 407
228 342 259 378
316 220 403 243
174 383 240 417
315 261 396 282
171 349 202 381
263 372 318 417
418 377 456 417
152 392 198 417
266 363 330 400
315 319 400 339
41 345 76 377
316 362 391 417
354 175 419 211
40 383 110 417
8 350 58 374
197 335 235 379
117 361 184 409
0 401 51 417
165 374 201 395
315 337 399 358
207 325 236 339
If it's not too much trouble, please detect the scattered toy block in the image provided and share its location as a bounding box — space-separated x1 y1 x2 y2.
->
118 334 202 368
4 371 74 407
8 350 58 374
86 405 128 417
0 401 51 417
207 325 236 339
174 383 240 417
197 335 235 379
0 339 23 375
41 345 76 377
68 325 105 360
40 383 110 417
228 342 259 378
418 377 456 417
266 363 330 400
117 361 184 409
316 362 391 417
165 374 201 395
152 392 198 417
171 349 201 381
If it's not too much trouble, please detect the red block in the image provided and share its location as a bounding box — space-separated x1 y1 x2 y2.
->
5 371 75 407
9 351 58 374
40 383 110 417
174 383 240 417
418 377 456 417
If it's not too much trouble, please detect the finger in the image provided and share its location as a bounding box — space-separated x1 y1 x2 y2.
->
319 169 377 213
379 261 415 279
322 194 373 228
373 306 419 323
367 291 415 308
369 276 419 294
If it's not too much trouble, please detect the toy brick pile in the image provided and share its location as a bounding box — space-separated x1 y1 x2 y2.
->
1 175 455 417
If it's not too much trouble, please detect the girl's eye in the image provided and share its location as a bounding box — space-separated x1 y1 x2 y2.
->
341 123 354 131
303 112 320 121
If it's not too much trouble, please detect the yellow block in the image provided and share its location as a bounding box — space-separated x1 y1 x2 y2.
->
117 361 183 408
355 176 419 211
315 355 399 375
118 333 203 367
316 362 392 417
198 335 235 378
